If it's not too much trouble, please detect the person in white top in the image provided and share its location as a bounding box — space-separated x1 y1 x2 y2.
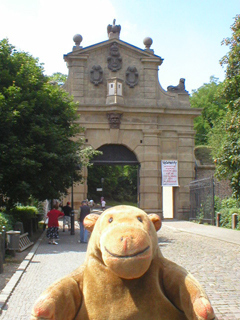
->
101 198 106 211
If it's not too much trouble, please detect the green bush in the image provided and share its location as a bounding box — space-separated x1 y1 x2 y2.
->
194 146 213 165
218 197 240 229
214 196 222 212
221 197 239 209
0 212 14 231
10 206 38 227
219 208 233 228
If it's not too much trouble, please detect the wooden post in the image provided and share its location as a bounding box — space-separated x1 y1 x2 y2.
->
232 213 238 229
2 226 6 262
0 233 3 273
216 212 221 227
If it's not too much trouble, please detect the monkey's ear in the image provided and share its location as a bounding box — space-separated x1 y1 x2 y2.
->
148 214 162 231
83 214 100 232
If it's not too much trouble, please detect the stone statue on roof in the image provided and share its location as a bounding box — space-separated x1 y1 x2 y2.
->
107 19 121 39
167 78 188 93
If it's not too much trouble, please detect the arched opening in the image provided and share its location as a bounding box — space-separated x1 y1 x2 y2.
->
91 144 139 165
87 144 140 206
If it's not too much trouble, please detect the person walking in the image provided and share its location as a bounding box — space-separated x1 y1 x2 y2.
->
101 197 106 211
62 202 72 232
46 202 64 245
78 200 90 243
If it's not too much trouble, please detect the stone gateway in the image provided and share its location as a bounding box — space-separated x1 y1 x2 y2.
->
62 21 201 220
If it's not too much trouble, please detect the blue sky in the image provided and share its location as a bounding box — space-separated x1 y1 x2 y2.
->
0 0 239 93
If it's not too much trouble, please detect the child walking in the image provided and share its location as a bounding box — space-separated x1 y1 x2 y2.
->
46 202 64 245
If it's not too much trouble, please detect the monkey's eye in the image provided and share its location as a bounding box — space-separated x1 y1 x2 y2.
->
137 217 143 223
108 217 113 223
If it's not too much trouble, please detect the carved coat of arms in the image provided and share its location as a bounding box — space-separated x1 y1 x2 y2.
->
90 65 103 86
126 66 139 88
107 42 122 72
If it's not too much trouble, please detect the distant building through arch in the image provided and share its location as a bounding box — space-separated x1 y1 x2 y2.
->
62 21 201 219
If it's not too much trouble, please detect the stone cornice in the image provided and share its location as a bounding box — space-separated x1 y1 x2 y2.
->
76 105 201 116
177 130 196 136
64 54 89 63
142 129 162 135
141 58 163 65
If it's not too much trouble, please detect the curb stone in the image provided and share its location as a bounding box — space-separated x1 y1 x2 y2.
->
0 231 45 314
162 222 240 246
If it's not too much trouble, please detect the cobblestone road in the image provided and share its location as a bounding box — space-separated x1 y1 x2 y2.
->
1 223 240 319
159 226 240 320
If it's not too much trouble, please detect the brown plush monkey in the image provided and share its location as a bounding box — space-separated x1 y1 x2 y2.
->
31 205 216 320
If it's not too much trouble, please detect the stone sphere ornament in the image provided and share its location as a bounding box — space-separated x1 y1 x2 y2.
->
73 34 83 47
143 37 153 49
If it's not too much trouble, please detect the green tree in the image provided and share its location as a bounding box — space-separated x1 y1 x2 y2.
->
0 39 96 207
211 15 240 198
190 76 226 145
87 165 138 203
48 72 67 85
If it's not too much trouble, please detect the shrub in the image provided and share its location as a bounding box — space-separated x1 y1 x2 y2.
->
221 197 239 209
218 198 240 229
219 208 233 228
214 196 222 212
194 146 213 165
0 212 14 231
9 206 38 231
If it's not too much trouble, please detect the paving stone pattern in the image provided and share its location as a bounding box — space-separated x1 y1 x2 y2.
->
1 227 86 320
1 224 240 319
159 226 240 320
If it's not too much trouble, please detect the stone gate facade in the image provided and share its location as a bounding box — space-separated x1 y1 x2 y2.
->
63 21 201 219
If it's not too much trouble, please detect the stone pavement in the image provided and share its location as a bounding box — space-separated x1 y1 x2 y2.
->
162 221 240 320
0 219 239 319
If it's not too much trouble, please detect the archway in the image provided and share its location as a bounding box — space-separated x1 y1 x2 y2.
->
88 144 140 206
91 144 139 165
63 22 200 219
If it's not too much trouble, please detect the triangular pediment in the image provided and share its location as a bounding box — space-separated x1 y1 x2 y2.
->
64 38 163 64
63 28 191 110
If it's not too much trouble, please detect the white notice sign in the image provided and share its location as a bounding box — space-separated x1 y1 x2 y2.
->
161 160 179 186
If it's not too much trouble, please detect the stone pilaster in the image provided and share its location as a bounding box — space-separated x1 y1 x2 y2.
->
64 55 88 101
176 131 196 219
140 130 161 216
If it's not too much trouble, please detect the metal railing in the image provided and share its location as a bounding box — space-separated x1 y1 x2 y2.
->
189 176 215 225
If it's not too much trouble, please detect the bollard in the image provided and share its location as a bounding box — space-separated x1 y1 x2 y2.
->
2 226 6 262
28 219 33 237
216 212 221 227
0 233 3 273
6 230 20 257
71 210 75 235
232 213 238 229
14 221 24 234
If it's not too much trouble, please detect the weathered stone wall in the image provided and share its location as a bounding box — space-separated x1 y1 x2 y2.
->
63 33 201 219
